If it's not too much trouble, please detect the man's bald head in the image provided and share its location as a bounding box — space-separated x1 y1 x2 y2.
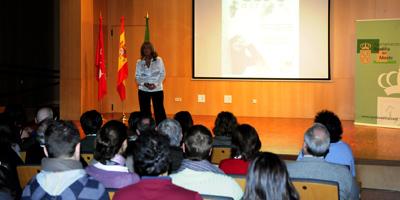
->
304 123 330 157
36 107 54 124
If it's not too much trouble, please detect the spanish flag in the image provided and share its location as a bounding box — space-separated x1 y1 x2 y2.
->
117 16 128 101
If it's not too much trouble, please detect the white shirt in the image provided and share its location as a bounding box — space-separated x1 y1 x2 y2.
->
135 57 165 92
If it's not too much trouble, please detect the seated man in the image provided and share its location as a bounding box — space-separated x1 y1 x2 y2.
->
157 119 184 173
22 120 109 200
114 132 202 200
287 123 358 200
170 125 243 200
80 110 103 153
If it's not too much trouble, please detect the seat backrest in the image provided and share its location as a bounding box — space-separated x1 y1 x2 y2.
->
291 178 339 200
211 147 231 164
201 194 234 200
81 153 94 164
19 151 27 163
229 174 246 191
17 165 41 187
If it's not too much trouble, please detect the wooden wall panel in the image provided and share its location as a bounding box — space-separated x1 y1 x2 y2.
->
60 0 81 120
60 0 400 120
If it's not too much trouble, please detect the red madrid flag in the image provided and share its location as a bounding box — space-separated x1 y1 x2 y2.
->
95 14 107 100
117 16 128 101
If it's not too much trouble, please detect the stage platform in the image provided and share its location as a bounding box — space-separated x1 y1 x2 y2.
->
98 113 400 165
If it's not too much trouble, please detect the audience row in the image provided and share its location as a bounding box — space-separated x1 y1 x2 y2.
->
0 105 359 200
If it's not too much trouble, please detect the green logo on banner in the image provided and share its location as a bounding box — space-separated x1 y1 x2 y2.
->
357 39 380 53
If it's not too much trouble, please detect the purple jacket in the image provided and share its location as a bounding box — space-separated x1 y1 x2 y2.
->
86 161 140 189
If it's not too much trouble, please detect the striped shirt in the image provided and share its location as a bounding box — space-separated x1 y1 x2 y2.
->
176 159 224 174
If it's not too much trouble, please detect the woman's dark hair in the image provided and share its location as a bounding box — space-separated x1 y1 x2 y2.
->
232 124 261 161
80 110 103 136
244 152 299 200
140 41 158 61
173 111 193 137
94 120 127 164
213 111 238 137
314 110 343 143
128 111 142 131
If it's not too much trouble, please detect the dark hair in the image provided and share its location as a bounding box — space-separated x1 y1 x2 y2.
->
80 110 103 136
44 120 80 158
0 123 13 147
94 120 127 164
136 115 156 133
232 124 261 161
173 111 193 137
132 131 170 176
244 152 299 200
140 41 158 61
213 111 238 137
128 111 142 131
184 125 213 160
314 110 343 143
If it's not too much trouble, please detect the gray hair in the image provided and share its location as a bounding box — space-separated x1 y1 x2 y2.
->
304 123 330 157
157 119 182 147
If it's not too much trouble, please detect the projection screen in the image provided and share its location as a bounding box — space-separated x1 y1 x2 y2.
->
193 0 330 80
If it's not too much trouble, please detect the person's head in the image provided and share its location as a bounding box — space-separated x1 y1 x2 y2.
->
136 115 156 134
35 107 54 124
303 123 330 157
173 111 193 137
132 131 170 176
244 152 299 200
314 110 343 143
80 110 103 136
44 120 80 160
157 119 182 147
184 125 213 160
232 124 261 161
128 111 142 131
94 120 127 164
213 111 238 137
0 122 13 147
140 41 158 60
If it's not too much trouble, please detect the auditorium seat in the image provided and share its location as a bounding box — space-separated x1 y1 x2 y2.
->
211 146 231 164
19 151 26 163
291 178 339 200
201 194 234 200
81 153 94 164
17 165 41 187
229 174 246 191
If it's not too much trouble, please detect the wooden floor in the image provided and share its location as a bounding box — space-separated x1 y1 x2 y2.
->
100 113 400 163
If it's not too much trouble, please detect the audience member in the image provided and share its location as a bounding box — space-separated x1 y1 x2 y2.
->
21 120 109 200
244 152 299 200
80 110 103 153
127 111 142 139
114 132 202 200
173 111 193 138
0 122 23 199
136 115 156 134
24 107 54 164
219 124 261 175
86 120 139 189
157 119 184 173
212 111 238 147
0 160 14 200
171 125 243 200
287 123 358 200
297 110 356 176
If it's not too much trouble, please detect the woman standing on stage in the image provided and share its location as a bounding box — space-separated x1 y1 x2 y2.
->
135 42 166 124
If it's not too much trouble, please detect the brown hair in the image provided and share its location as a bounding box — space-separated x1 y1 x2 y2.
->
140 41 158 61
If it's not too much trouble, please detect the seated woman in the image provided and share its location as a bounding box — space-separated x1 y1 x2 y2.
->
212 111 238 147
244 152 299 200
219 124 261 175
297 110 356 176
85 120 139 189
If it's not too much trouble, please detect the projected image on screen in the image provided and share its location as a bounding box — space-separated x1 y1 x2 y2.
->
193 0 330 80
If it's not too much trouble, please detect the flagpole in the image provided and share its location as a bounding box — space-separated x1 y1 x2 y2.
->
121 101 127 124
